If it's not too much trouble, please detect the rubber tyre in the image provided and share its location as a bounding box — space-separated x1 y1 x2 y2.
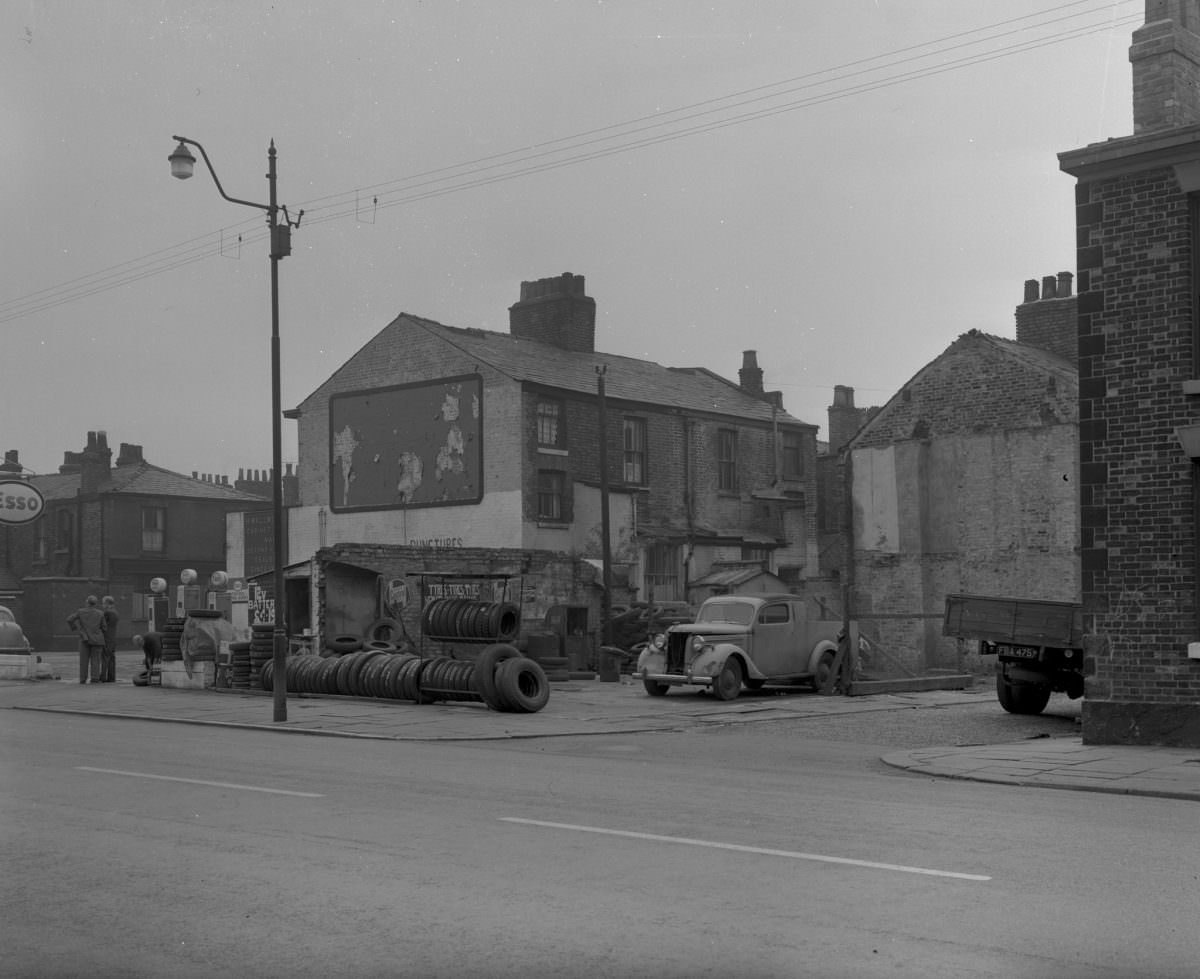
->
494 656 550 713
367 617 404 645
712 658 742 701
996 673 1052 715
474 643 521 710
328 635 363 655
643 678 670 697
812 649 839 692
364 640 397 653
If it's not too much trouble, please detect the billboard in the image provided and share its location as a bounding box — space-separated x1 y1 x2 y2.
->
329 374 482 512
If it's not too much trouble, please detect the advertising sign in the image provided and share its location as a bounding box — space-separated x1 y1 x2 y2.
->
0 480 44 526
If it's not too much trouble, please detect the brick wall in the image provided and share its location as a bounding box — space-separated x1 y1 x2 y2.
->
1071 165 1200 741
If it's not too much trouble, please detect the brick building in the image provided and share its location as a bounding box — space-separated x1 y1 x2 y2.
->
837 277 1079 674
280 273 821 647
1059 0 1200 745
0 433 267 650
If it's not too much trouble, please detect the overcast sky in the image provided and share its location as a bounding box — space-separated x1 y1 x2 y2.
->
3 1 1137 480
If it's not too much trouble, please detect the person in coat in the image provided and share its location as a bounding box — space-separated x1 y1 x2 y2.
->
100 596 119 682
132 632 162 674
67 596 107 684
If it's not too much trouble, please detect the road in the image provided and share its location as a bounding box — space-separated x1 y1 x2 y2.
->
2 693 1194 979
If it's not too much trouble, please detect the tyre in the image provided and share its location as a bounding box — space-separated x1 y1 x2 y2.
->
474 643 522 710
495 657 550 713
812 649 839 692
327 635 362 655
712 658 742 701
996 673 1052 715
367 617 404 645
643 678 670 696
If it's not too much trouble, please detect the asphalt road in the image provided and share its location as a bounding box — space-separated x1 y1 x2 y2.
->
4 687 1192 979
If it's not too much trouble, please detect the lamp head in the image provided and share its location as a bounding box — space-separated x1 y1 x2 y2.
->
168 140 195 180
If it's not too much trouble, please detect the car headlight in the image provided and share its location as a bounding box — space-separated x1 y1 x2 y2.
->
691 636 706 653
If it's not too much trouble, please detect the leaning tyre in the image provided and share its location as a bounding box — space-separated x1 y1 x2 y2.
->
367 617 404 645
494 656 550 713
996 673 1051 715
474 643 521 710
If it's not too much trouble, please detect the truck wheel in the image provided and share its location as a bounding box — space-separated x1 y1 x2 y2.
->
996 673 1051 715
712 658 742 701
643 678 669 697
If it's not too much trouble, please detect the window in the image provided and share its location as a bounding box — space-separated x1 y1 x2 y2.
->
718 429 738 492
623 417 647 484
537 399 564 448
55 509 72 550
142 507 165 552
537 470 566 521
741 545 770 565
644 543 681 601
782 431 803 480
758 603 790 625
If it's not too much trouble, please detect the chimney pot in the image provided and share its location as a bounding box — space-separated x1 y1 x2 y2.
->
1057 271 1074 298
1041 275 1058 299
1024 279 1040 303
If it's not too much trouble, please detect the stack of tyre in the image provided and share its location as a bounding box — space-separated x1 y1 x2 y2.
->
160 617 185 662
248 623 275 687
260 642 550 713
228 640 252 688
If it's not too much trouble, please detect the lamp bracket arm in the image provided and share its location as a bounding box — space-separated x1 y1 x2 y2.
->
172 135 270 213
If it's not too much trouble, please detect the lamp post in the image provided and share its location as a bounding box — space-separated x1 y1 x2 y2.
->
168 136 302 722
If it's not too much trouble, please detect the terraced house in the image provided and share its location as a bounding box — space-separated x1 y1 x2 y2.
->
274 273 823 647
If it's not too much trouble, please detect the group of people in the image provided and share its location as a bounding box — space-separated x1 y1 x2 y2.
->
67 595 161 683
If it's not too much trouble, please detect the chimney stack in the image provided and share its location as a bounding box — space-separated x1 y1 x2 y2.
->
116 442 144 467
1016 272 1078 366
79 430 112 495
739 350 765 396
1130 0 1200 134
508 273 596 353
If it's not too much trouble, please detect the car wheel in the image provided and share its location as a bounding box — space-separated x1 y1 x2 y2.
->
643 678 670 697
712 658 742 701
996 673 1051 715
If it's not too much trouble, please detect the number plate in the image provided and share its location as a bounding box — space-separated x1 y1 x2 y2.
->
996 643 1040 660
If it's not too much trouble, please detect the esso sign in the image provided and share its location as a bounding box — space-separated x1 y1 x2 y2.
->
0 480 44 526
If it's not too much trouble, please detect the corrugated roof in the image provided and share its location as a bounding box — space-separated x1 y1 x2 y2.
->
306 313 813 428
28 463 265 503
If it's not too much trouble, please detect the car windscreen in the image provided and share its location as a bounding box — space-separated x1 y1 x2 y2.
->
696 602 755 626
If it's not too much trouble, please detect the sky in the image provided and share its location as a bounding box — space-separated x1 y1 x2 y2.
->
2 1 1138 480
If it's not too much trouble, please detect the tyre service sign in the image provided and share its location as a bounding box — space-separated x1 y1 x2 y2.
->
0 480 44 525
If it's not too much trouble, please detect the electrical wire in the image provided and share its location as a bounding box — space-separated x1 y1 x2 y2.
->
0 1 1139 325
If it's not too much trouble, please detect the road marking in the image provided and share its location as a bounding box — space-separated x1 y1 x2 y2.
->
500 817 990 881
78 767 323 798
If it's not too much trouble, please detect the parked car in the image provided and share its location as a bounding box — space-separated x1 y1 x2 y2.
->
0 606 32 653
636 593 846 700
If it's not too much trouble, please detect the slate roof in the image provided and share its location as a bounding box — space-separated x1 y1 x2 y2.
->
303 313 812 428
28 463 265 503
849 330 1077 449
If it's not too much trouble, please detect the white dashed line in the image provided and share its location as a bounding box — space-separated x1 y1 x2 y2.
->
500 817 990 881
78 767 324 797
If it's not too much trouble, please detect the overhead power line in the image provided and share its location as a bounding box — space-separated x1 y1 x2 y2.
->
0 1 1139 325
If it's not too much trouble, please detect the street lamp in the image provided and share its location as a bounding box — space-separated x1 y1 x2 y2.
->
168 136 302 722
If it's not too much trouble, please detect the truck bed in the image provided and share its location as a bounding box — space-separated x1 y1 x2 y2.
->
943 593 1083 648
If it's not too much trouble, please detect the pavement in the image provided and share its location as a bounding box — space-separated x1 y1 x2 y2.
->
6 652 1200 802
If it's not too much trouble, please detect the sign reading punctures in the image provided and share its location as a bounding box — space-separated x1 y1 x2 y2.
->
0 480 44 526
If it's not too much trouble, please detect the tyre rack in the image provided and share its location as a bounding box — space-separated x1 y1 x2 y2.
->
415 570 523 654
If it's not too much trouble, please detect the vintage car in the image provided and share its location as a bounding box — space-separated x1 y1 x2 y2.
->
0 605 32 654
636 593 844 700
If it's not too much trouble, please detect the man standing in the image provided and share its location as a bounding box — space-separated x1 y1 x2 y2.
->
67 596 107 684
132 632 162 674
100 596 119 682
